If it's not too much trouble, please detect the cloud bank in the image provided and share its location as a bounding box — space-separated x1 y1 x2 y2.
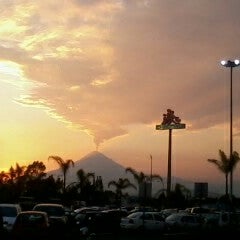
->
1 0 240 147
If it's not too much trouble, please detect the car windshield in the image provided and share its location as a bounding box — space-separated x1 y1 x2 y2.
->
166 213 179 221
127 212 142 219
34 206 64 216
19 214 45 224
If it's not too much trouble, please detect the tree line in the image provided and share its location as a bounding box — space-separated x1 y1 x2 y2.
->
0 149 239 209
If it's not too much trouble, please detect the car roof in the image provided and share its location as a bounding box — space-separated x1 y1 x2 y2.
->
33 203 64 207
34 203 63 206
0 203 21 207
18 210 48 215
0 203 22 212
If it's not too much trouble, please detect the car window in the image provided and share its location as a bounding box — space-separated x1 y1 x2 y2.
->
0 206 18 217
166 214 178 221
154 214 164 221
143 213 153 220
34 206 64 216
182 216 196 223
19 214 45 224
127 212 141 219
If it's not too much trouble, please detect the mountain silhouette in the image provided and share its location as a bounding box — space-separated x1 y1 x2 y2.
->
47 151 136 193
47 151 227 197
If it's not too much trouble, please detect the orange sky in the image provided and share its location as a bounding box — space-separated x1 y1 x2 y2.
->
1 0 240 196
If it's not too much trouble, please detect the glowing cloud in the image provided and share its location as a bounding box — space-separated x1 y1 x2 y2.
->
1 0 240 149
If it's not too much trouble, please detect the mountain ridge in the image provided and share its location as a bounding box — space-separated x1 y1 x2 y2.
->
47 151 132 193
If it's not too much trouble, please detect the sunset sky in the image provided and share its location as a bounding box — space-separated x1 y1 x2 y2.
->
1 0 240 196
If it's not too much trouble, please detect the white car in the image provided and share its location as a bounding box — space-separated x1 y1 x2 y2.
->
0 203 22 232
165 213 202 232
120 211 166 232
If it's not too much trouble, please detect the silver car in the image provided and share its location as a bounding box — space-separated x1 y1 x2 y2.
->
120 211 166 232
165 213 202 232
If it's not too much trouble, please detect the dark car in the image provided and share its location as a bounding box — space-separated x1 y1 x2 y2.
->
88 209 128 236
73 208 128 237
73 210 99 236
11 210 50 240
32 203 68 235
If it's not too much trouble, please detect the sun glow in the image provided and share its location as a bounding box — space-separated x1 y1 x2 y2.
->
0 60 37 91
0 61 23 79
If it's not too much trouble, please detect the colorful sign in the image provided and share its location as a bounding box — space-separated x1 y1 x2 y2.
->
156 109 186 130
156 123 186 130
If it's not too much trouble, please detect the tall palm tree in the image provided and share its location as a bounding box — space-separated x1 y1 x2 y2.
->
76 169 95 192
207 149 231 196
48 155 74 193
125 167 163 197
126 167 163 184
108 178 136 206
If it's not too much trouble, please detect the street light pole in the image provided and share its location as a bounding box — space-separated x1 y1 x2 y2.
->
221 59 240 198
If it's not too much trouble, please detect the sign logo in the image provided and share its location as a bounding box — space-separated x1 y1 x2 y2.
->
156 109 186 130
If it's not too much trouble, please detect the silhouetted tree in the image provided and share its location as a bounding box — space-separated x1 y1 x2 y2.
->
24 161 46 179
48 155 74 193
76 169 95 202
208 149 240 199
125 167 163 199
108 178 136 207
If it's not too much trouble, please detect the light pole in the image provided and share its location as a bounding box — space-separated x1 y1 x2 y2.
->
150 154 152 183
220 59 240 198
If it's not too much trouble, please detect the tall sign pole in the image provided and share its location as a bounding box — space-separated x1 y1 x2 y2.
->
156 109 186 198
167 128 172 197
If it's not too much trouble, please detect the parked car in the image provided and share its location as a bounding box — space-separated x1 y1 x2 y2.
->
165 213 202 232
0 203 22 233
203 211 240 230
73 208 127 237
11 210 50 240
120 211 166 232
32 203 67 235
73 206 102 216
159 208 179 219
73 210 99 236
89 209 128 235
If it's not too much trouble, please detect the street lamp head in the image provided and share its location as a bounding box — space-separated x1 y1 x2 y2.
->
234 59 240 65
221 59 240 68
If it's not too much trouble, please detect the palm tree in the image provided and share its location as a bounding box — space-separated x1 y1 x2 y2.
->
125 167 163 197
48 155 74 193
76 169 95 192
207 149 231 196
108 178 136 206
76 169 98 203
126 167 163 184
